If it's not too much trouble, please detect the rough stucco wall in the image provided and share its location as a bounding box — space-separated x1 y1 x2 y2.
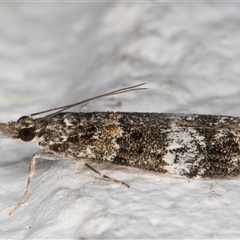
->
1 2 240 239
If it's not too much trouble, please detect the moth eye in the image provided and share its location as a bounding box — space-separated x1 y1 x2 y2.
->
18 127 35 142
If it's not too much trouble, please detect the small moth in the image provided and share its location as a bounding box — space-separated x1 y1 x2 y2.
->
1 83 240 215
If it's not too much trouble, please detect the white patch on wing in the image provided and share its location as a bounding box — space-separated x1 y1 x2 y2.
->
162 122 206 176
64 118 73 126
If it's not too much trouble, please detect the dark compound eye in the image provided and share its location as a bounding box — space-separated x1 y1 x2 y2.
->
18 127 35 142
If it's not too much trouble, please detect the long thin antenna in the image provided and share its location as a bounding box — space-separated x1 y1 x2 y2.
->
31 83 147 117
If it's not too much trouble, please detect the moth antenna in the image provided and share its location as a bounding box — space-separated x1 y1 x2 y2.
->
30 83 147 117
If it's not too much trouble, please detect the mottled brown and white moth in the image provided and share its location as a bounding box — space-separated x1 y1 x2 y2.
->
1 83 240 215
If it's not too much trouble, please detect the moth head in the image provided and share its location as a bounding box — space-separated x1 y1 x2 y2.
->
0 115 36 142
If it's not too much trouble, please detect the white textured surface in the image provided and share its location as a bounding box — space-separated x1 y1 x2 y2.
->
1 2 240 239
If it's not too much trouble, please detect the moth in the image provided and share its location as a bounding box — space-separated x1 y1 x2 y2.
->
1 83 240 215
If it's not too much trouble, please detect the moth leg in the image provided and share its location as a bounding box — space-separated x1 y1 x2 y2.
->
84 163 130 188
9 152 58 215
74 160 129 188
74 162 79 173
73 158 86 173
